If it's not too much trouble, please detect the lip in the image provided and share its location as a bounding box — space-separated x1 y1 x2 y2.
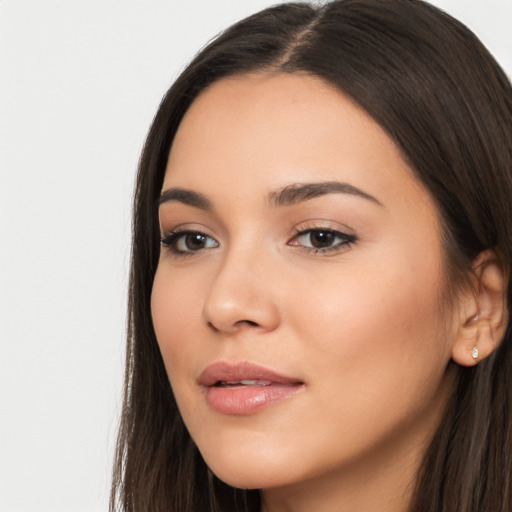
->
198 361 304 415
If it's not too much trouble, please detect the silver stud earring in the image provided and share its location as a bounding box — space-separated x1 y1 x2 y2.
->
472 346 479 360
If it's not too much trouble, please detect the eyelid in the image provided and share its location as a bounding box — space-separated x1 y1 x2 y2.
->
289 220 356 239
159 222 218 241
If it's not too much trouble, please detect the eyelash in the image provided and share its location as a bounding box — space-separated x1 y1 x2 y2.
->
288 227 357 254
161 230 219 257
160 227 357 257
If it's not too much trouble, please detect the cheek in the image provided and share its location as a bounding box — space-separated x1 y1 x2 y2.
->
151 266 201 377
290 247 452 398
151 265 211 428
295 261 437 331
276 255 453 469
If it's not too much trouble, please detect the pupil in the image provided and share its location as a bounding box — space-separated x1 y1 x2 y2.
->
311 230 334 248
186 233 205 250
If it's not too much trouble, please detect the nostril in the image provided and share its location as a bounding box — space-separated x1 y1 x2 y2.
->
207 319 259 332
207 321 220 332
236 320 260 327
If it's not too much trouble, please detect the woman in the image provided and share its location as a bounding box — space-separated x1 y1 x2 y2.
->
111 0 512 510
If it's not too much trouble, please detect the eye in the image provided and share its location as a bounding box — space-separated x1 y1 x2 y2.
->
161 230 219 255
289 228 356 254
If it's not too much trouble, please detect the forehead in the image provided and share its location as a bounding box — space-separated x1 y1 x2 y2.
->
164 72 433 217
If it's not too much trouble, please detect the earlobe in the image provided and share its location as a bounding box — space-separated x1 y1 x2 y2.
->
452 320 496 367
451 250 508 367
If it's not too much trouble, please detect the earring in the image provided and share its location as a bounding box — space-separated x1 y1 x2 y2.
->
471 311 480 361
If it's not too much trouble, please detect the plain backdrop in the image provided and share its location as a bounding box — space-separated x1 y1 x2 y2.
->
0 1 510 511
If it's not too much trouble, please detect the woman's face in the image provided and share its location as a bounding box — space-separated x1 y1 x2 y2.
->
152 73 457 497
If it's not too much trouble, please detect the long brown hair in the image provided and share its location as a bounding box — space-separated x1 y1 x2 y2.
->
111 1 512 510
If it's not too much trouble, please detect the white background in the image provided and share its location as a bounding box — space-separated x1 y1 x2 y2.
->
1 1 510 511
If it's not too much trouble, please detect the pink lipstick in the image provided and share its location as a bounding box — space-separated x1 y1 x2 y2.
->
198 362 304 415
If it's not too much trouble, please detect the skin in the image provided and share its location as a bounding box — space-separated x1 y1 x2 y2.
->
151 73 461 512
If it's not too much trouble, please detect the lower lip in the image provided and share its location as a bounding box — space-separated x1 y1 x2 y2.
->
204 384 303 415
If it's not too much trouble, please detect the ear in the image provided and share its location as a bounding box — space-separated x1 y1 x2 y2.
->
452 249 508 367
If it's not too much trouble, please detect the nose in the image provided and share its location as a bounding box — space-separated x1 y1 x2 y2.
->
202 247 280 334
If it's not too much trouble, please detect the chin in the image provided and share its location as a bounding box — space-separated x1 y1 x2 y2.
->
212 469 267 490
209 465 288 490
199 446 298 490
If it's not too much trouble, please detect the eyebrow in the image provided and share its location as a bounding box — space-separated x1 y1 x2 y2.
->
268 181 383 208
158 187 213 210
157 181 382 210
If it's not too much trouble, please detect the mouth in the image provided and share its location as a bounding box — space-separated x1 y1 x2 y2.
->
199 361 303 386
198 362 304 415
214 379 275 388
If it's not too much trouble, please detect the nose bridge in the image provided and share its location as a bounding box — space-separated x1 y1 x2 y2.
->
202 239 280 333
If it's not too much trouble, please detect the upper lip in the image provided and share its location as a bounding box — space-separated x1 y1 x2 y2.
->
198 361 303 387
